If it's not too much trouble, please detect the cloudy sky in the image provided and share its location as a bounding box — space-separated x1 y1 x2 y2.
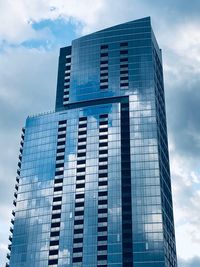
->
0 0 200 266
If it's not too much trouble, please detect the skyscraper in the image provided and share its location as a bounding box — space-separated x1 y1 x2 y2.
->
7 17 177 267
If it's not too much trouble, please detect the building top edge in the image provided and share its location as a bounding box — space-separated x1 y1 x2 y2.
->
60 16 151 50
27 110 55 119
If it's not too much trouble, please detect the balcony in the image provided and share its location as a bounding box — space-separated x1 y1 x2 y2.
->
21 135 24 141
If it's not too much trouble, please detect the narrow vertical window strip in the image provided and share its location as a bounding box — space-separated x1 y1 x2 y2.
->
100 45 109 90
72 117 87 266
63 52 71 106
120 42 129 90
48 120 67 266
97 114 108 266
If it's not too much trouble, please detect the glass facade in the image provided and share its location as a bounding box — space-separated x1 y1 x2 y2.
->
7 17 177 267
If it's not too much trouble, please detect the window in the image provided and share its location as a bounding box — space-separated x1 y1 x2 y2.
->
48 259 58 265
50 231 60 237
53 196 62 202
54 178 63 184
79 117 87 122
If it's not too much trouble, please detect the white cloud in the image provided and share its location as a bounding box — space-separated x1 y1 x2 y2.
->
169 147 200 260
165 24 200 259
0 0 106 43
176 222 200 260
172 24 200 64
0 46 57 111
161 21 200 92
1 0 200 47
164 19 200 261
0 204 13 266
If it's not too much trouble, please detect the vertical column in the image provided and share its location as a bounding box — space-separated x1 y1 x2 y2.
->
63 53 71 106
72 117 88 266
97 114 108 267
120 42 129 90
120 102 133 266
100 45 109 90
48 120 67 266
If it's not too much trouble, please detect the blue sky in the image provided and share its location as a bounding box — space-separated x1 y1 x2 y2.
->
0 1 200 266
21 19 77 49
